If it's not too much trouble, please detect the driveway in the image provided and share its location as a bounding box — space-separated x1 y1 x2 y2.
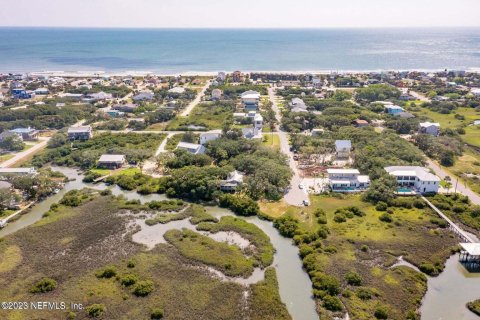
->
0 137 50 168
180 80 211 117
268 86 309 206
427 159 480 205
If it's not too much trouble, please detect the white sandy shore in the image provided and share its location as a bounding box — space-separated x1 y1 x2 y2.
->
27 67 480 78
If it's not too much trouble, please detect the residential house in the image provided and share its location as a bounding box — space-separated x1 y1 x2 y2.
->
327 169 370 192
220 170 244 192
418 122 440 136
176 142 206 155
112 103 138 113
385 105 405 115
10 127 38 141
311 128 325 136
289 97 308 113
352 119 369 127
98 154 126 169
168 87 186 94
0 167 37 176
217 72 226 82
61 93 83 101
34 88 49 95
232 71 243 83
84 91 113 102
335 140 352 159
11 89 32 99
68 126 93 141
211 89 222 101
471 88 480 97
0 131 21 142
106 110 125 118
242 113 263 139
397 112 415 119
132 91 154 102
240 90 261 111
200 130 222 145
385 166 440 194
398 92 414 101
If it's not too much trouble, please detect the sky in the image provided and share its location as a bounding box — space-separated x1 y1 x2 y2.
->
0 0 480 29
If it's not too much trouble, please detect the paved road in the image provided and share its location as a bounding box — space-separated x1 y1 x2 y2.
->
0 137 50 168
268 87 309 207
180 80 211 117
426 159 480 206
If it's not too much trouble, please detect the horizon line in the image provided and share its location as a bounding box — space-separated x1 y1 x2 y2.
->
1 25 480 30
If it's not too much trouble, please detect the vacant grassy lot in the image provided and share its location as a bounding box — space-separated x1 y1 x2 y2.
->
262 194 458 320
0 192 289 320
166 102 235 130
262 133 280 150
410 106 480 147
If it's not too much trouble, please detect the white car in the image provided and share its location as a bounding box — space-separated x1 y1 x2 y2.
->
303 200 310 206
298 184 305 189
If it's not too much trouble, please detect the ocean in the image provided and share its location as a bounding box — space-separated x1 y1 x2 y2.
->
1 27 480 74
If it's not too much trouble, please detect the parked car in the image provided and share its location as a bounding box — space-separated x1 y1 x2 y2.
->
303 199 310 206
298 183 304 189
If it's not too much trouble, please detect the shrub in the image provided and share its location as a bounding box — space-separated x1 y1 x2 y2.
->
312 273 340 295
419 262 437 276
360 245 369 252
219 194 260 216
95 266 117 279
374 305 389 319
345 271 362 286
151 308 164 319
127 260 136 268
317 226 329 239
100 189 112 196
356 288 372 300
85 304 105 318
120 274 138 287
379 213 393 223
133 280 154 297
323 295 343 311
273 216 299 237
333 213 347 223
376 202 388 211
413 199 425 209
30 278 57 293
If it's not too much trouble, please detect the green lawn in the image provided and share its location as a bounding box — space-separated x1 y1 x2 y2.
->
166 102 235 130
261 133 280 149
409 106 480 147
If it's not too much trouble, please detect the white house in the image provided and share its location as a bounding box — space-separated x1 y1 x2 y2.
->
241 90 261 111
176 142 206 154
219 170 244 192
200 129 222 145
242 113 263 139
418 122 440 136
85 91 113 101
327 168 370 192
168 87 186 94
385 166 440 194
34 88 49 95
335 140 352 159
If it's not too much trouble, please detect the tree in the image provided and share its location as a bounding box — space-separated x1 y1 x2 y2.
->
363 175 397 204
0 135 24 151
47 133 67 148
0 188 13 210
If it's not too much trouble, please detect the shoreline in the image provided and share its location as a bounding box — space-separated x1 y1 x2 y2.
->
9 67 480 78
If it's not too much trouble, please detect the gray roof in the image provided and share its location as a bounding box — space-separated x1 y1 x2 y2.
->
335 140 352 149
98 154 126 162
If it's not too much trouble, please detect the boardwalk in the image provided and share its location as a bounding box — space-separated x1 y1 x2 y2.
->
421 196 477 243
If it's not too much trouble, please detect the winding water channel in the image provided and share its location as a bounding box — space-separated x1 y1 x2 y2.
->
0 167 318 320
2 167 480 319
